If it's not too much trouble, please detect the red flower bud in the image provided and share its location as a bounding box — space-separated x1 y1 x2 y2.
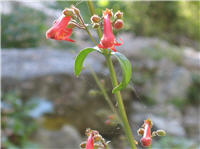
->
108 114 115 120
140 119 152 147
114 19 123 30
105 119 111 125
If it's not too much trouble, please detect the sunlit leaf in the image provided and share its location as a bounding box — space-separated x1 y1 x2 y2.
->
74 47 99 77
111 52 132 93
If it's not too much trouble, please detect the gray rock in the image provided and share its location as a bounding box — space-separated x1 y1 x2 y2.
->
183 106 200 140
2 49 105 80
33 125 81 149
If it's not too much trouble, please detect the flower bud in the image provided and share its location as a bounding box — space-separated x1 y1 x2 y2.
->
114 10 123 19
91 14 100 23
72 5 80 16
151 131 157 137
94 143 104 148
92 23 100 29
108 114 115 120
63 8 74 16
85 128 92 136
67 21 77 28
105 119 111 125
137 128 144 136
113 19 123 30
80 141 86 148
94 134 102 142
134 140 138 145
156 130 166 136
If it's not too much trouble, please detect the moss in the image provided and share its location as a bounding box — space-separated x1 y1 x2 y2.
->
142 43 183 64
140 95 157 106
42 116 70 130
187 74 200 105
169 98 187 110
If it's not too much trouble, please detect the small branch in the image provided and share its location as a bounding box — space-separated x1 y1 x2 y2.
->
87 0 103 39
88 65 121 124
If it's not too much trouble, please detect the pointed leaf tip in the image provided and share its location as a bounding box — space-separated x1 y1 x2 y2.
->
111 52 132 93
74 47 99 77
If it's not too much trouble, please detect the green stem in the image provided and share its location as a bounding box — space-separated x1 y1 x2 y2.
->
85 27 98 45
87 0 103 39
105 54 137 149
105 144 109 149
75 8 98 45
88 65 121 124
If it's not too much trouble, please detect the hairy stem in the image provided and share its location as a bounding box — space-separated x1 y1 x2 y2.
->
105 54 137 149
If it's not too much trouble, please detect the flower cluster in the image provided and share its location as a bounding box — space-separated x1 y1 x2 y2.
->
137 118 166 147
80 128 109 149
46 7 124 52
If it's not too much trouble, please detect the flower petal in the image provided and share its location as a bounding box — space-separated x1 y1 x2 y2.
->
114 38 123 46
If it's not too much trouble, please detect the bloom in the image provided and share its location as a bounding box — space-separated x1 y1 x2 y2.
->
46 15 74 42
114 19 123 30
86 133 94 149
140 119 152 147
98 9 123 52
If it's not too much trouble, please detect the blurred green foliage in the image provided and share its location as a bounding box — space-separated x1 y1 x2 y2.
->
187 74 200 105
1 92 39 149
152 136 199 149
169 73 200 110
1 2 47 48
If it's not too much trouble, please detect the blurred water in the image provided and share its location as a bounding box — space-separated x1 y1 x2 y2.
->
28 98 53 118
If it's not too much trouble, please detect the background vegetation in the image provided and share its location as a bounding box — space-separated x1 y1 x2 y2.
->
1 1 199 49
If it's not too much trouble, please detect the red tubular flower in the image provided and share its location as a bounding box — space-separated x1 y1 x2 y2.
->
140 119 152 147
98 9 123 52
46 15 74 42
86 133 94 149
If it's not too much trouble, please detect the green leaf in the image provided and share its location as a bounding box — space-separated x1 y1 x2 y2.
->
74 47 99 77
111 52 132 93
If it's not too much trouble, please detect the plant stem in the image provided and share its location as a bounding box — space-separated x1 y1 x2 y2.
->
75 8 98 45
105 54 137 149
87 0 103 39
88 65 121 123
86 1 136 148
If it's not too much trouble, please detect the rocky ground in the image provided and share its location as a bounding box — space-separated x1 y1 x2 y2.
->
2 34 200 148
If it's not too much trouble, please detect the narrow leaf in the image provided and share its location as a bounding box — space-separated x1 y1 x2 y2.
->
111 52 132 93
74 47 97 77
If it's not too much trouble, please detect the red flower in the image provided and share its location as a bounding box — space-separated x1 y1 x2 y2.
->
86 133 94 149
98 10 123 52
46 15 74 42
140 119 152 147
